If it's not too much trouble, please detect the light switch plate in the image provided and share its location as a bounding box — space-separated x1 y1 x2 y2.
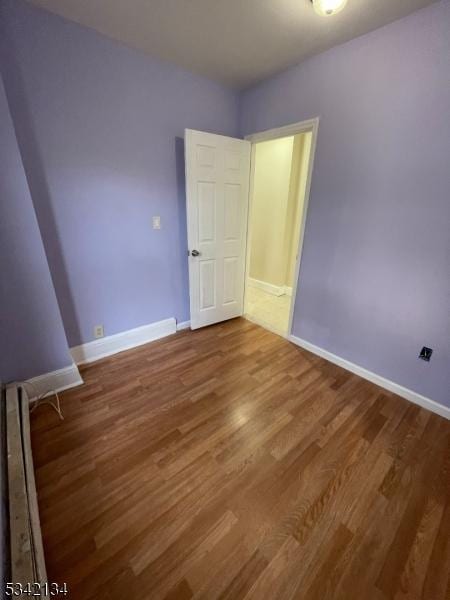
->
152 216 161 230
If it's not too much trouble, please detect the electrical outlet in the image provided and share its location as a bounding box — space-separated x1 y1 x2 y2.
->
419 346 433 362
152 216 161 230
94 325 104 339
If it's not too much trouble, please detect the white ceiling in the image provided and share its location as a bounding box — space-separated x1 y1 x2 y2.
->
28 0 438 89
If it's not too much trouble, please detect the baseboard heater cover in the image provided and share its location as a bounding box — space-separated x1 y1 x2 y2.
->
4 384 48 597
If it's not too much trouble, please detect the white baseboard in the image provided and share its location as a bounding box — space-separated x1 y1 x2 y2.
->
71 318 177 365
248 278 285 297
176 320 191 331
284 286 293 297
21 363 83 400
289 335 450 421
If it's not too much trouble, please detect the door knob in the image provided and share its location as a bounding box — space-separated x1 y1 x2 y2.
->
191 249 200 257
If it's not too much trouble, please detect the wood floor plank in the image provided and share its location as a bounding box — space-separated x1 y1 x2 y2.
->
30 318 450 600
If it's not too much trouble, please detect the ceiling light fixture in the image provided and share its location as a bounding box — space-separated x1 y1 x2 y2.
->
311 0 348 17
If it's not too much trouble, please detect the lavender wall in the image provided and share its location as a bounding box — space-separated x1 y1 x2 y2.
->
241 1 450 407
1 0 239 347
0 75 72 381
2 0 448 407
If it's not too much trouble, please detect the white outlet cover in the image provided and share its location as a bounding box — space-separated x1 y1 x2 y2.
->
152 216 161 229
94 325 104 339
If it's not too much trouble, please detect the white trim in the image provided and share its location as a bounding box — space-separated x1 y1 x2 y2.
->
244 118 320 144
176 320 191 331
283 286 293 297
22 363 83 400
289 335 450 421
247 277 285 297
243 117 320 339
70 318 176 365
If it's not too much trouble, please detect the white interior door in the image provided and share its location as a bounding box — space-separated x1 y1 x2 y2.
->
185 129 251 330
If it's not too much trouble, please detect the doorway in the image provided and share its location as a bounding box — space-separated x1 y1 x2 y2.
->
243 121 317 337
184 119 317 333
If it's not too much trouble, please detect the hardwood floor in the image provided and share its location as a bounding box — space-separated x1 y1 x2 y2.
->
30 318 450 600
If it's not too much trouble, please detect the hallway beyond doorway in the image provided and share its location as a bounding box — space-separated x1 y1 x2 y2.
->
244 125 314 339
245 285 290 336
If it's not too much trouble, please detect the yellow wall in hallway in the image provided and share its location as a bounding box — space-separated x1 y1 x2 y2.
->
249 136 293 288
249 132 311 290
285 132 312 288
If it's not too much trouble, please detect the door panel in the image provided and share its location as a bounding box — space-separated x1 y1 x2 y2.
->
185 129 251 329
198 182 216 243
199 260 216 310
224 184 240 241
223 257 238 304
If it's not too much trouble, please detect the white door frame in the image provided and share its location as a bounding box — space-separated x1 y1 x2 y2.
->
244 117 319 338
